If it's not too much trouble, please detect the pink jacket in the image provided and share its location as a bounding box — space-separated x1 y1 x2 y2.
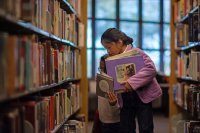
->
120 45 162 104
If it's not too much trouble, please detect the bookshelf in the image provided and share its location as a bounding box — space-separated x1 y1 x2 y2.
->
0 0 88 133
170 0 200 132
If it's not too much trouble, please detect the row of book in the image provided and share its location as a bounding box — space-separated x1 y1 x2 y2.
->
173 0 199 22
187 85 200 119
67 0 81 16
176 51 200 81
176 11 199 47
173 83 189 110
0 83 81 133
58 119 86 133
175 120 200 133
0 0 82 45
0 33 81 99
176 23 189 47
173 83 200 119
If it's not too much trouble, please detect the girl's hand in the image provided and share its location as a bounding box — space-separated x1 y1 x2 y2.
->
120 82 132 92
107 91 117 106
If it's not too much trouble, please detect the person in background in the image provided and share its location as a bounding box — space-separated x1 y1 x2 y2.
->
95 54 120 133
91 109 101 133
101 28 162 133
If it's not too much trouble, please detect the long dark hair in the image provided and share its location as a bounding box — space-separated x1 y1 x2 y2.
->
100 54 109 73
101 28 133 45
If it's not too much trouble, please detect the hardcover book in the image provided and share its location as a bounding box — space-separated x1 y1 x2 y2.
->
96 73 114 98
105 54 145 93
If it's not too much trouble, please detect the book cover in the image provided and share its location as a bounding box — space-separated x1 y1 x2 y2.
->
23 101 39 133
6 35 17 95
96 73 114 98
105 55 145 92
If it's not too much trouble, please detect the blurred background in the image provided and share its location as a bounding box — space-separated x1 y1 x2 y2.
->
87 0 171 133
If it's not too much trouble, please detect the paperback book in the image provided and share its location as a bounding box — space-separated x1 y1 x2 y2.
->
96 73 114 98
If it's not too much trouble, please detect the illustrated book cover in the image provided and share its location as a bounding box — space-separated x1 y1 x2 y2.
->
105 54 145 93
96 73 114 98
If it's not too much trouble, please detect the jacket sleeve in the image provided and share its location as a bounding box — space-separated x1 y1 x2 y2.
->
127 48 157 90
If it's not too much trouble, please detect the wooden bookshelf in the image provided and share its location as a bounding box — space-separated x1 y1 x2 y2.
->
175 42 200 52
176 77 200 83
170 0 200 132
60 0 76 14
178 6 198 23
0 78 80 103
79 0 88 125
0 14 80 49
0 0 88 132
51 107 80 133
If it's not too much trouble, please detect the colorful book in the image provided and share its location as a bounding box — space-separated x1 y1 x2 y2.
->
105 55 145 93
96 73 114 98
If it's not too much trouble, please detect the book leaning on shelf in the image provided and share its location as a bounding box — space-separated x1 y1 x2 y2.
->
104 49 145 93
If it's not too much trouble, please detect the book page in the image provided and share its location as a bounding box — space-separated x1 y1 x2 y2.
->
106 49 139 61
100 72 112 78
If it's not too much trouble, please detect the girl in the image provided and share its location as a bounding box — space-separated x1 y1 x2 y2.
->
96 54 120 133
101 28 162 133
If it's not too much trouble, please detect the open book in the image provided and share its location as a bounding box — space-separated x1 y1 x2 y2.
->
96 73 114 98
105 49 145 93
